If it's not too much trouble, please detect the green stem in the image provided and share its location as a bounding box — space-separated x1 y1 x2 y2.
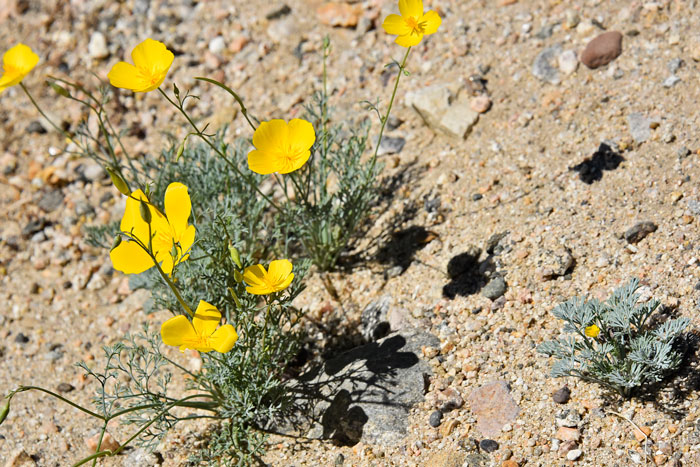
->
20 83 73 141
15 386 104 420
369 46 411 172
157 87 282 213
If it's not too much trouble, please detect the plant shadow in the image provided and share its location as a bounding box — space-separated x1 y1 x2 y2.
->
570 142 624 184
442 247 494 299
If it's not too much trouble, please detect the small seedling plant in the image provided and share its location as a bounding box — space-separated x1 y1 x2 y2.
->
538 278 689 398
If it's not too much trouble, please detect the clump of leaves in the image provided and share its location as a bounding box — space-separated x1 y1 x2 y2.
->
538 278 690 398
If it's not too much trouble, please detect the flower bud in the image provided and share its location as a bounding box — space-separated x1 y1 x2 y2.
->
111 235 122 251
228 245 242 269
47 81 70 98
139 199 152 224
233 270 243 283
105 168 131 196
0 396 10 425
175 141 185 162
228 287 241 308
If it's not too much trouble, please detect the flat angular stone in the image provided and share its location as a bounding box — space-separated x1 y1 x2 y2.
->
468 381 520 437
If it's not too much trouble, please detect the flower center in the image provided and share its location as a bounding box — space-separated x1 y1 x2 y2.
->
405 16 424 35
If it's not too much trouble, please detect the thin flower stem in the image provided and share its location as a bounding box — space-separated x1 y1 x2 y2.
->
20 83 73 141
369 46 411 172
157 87 283 212
15 386 105 420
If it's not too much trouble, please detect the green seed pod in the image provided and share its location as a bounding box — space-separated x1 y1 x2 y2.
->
175 140 185 162
105 168 131 196
111 235 122 251
228 245 242 269
0 396 10 425
233 270 243 283
228 287 241 308
47 81 70 98
139 199 152 224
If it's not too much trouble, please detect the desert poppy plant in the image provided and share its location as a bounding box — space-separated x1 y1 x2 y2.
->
0 43 39 94
108 38 174 93
161 300 238 353
110 182 195 275
247 119 315 175
584 324 600 338
243 259 294 295
382 0 441 48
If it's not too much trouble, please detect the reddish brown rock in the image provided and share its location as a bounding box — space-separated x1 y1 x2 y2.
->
317 3 361 28
555 426 581 442
580 31 623 69
468 381 520 437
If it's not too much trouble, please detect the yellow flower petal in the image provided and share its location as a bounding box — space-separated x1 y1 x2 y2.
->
192 300 221 337
584 325 600 338
107 62 144 92
164 182 192 235
287 119 316 157
119 189 151 239
267 259 293 285
395 33 424 48
209 324 238 353
382 14 411 36
247 149 279 175
109 238 156 274
399 0 423 18
420 10 441 35
131 38 174 73
161 315 197 348
252 119 288 152
178 224 196 261
243 264 269 294
277 150 310 174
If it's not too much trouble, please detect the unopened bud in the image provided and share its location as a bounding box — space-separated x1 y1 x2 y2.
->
175 141 185 162
228 287 241 308
0 396 10 425
233 270 243 283
228 245 242 269
47 81 70 98
139 199 152 224
105 168 131 196
111 235 122 251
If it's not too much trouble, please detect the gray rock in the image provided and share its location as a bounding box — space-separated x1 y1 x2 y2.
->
667 58 684 74
376 136 406 156
56 382 74 393
265 4 291 20
295 328 438 446
552 386 571 404
429 410 443 427
479 439 499 453
361 295 392 341
26 121 47 134
468 381 520 437
663 75 681 88
532 45 562 84
687 200 700 216
405 85 451 130
567 449 583 461
555 409 582 428
437 98 479 139
624 221 657 244
124 448 163 467
534 247 574 280
482 276 507 300
627 112 651 144
37 190 64 213
132 0 150 15
88 31 109 59
81 162 106 182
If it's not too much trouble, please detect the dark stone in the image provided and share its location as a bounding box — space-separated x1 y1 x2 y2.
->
624 221 657 244
26 120 47 134
14 333 29 344
429 410 443 427
361 296 392 342
334 453 345 466
552 386 571 404
291 329 439 446
485 231 509 255
482 276 507 300
479 439 499 453
57 383 75 393
37 191 65 213
570 142 624 184
22 218 48 238
377 136 406 156
472 193 483 201
386 116 403 131
581 31 623 69
265 4 291 20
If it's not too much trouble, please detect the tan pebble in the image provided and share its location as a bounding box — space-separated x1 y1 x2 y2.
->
428 158 440 168
555 426 581 442
633 426 652 442
667 424 677 433
682 215 694 224
316 2 360 27
653 454 667 465
440 419 460 437
669 191 683 203
229 36 249 53
515 249 529 260
85 432 120 453
5 448 35 466
558 440 577 455
470 96 492 113
422 346 439 358
499 0 518 5
502 461 519 467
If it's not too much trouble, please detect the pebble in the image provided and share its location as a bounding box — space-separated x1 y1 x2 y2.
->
208 36 226 54
633 426 651 442
88 31 109 59
552 386 571 404
534 247 574 280
624 221 657 244
532 45 562 84
317 2 360 28
56 382 75 393
265 4 291 20
479 439 499 453
469 381 520 437
566 449 583 461
555 409 581 428
627 112 651 144
429 410 443 427
4 449 36 467
437 98 480 139
376 136 406 156
85 432 120 453
470 95 492 113
580 31 623 69
26 121 47 134
558 50 579 75
555 426 581 442
438 387 464 411
668 58 684 74
14 333 29 344
662 76 681 88
502 461 518 467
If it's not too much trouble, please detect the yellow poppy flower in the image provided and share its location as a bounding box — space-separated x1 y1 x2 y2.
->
161 300 238 353
110 182 195 275
382 0 441 48
248 119 315 175
0 43 39 94
107 38 174 93
243 259 294 295
584 324 600 338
